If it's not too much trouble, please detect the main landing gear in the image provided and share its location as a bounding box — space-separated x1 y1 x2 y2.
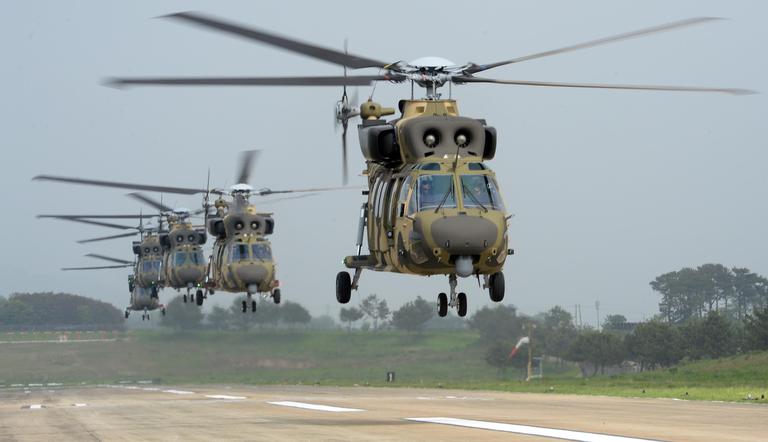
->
484 271 505 302
336 269 361 304
124 309 130 319
141 308 149 321
272 289 281 305
242 293 257 313
437 274 468 318
195 289 204 306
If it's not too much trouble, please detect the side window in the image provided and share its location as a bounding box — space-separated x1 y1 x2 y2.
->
407 180 418 216
384 178 397 228
372 177 383 220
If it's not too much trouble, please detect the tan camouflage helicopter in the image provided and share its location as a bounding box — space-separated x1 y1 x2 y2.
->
36 150 351 313
38 193 209 302
105 13 751 317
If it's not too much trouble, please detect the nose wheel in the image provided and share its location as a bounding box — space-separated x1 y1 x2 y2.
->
437 274 468 318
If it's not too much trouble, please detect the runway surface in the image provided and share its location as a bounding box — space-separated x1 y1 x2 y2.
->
0 384 765 441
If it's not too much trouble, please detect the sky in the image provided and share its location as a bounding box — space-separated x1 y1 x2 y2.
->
1 0 765 323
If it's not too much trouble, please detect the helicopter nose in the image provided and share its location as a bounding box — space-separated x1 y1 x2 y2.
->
235 265 268 285
429 215 498 255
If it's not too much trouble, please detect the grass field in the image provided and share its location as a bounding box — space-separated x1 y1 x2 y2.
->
1 329 766 403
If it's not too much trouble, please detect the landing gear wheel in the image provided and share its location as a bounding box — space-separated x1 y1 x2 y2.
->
251 300 257 313
489 271 505 302
124 310 129 319
437 293 448 317
195 289 204 306
272 289 281 304
336 271 352 304
161 308 166 316
183 294 188 303
241 300 247 313
151 286 159 299
457 292 468 317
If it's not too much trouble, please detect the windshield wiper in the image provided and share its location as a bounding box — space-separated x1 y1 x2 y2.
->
433 185 455 213
461 181 488 212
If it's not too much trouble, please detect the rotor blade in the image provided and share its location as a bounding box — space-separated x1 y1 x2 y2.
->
255 186 360 196
34 175 207 195
237 150 260 185
38 214 150 219
341 124 349 185
258 193 317 205
62 264 133 271
454 77 755 95
77 232 140 244
127 192 173 212
41 216 138 230
85 253 133 264
163 11 388 69
465 17 723 74
106 75 389 88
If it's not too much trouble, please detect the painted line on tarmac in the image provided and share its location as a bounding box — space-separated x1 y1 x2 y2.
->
206 394 247 400
267 401 365 412
162 389 195 395
73 403 88 407
405 418 663 442
22 404 45 410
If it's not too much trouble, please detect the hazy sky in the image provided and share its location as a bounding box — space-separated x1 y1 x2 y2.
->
2 1 765 323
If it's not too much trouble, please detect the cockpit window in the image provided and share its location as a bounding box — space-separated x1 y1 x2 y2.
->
175 252 187 266
417 163 441 171
468 163 486 170
251 244 272 260
230 243 250 262
142 260 161 272
460 175 505 211
417 174 456 211
190 250 204 265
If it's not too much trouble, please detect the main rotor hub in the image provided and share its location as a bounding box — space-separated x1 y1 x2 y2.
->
230 183 254 194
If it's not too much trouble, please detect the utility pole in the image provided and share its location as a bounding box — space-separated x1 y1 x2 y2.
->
526 322 534 381
595 300 601 331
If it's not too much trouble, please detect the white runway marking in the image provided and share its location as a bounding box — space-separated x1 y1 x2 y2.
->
142 387 160 391
206 395 247 400
405 418 662 442
162 389 195 395
23 404 45 410
268 401 364 412
73 403 88 407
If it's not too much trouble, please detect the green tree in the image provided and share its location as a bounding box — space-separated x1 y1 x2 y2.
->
602 314 629 333
281 302 311 328
391 296 433 333
567 330 626 376
468 305 523 343
160 296 203 330
625 321 681 370
207 306 230 330
681 311 735 360
254 301 282 329
745 307 768 351
339 307 364 331
539 306 576 360
359 294 389 330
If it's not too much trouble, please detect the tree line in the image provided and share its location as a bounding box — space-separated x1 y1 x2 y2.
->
651 264 768 323
0 292 124 330
479 303 768 377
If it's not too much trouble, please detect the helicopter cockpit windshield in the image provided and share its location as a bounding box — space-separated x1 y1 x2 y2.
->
229 243 272 262
175 249 205 266
460 174 505 211
141 260 161 272
251 243 272 260
417 175 456 211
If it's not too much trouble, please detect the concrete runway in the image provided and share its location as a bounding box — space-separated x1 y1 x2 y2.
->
0 385 765 441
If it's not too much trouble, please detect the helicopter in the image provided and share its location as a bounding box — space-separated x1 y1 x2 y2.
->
41 211 169 320
35 150 355 313
102 12 752 317
38 193 209 302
